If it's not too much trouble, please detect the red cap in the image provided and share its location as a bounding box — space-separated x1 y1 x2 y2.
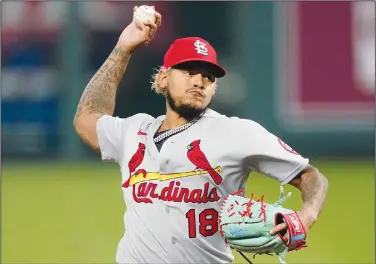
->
163 37 226 78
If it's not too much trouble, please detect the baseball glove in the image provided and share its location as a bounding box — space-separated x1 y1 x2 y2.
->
219 186 307 264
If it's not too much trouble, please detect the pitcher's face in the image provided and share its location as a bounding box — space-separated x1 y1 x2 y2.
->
163 62 217 118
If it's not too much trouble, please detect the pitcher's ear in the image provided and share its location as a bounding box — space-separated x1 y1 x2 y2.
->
159 69 168 88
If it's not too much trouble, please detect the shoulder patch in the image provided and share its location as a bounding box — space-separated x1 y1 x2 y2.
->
278 138 299 155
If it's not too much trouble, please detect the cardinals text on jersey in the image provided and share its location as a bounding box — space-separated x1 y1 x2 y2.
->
124 139 223 205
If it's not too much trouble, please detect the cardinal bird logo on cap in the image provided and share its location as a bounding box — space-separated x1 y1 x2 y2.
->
187 139 223 185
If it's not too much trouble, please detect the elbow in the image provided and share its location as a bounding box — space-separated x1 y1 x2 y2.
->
72 113 101 139
290 165 329 193
73 114 87 137
73 114 81 133
71 113 101 152
73 115 78 129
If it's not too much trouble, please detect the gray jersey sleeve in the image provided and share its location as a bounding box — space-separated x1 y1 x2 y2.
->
96 113 152 163
242 120 309 185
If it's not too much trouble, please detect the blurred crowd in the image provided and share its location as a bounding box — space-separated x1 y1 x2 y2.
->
2 1 374 160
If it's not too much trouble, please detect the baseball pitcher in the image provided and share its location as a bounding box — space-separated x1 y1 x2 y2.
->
73 6 328 264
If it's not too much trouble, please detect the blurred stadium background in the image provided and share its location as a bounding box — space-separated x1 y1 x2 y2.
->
2 1 375 263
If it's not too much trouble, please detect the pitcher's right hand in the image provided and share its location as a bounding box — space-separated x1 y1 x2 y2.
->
117 6 162 51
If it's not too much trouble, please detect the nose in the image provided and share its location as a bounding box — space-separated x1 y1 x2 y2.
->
191 73 204 89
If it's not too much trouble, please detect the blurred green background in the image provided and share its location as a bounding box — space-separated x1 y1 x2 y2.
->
2 1 375 263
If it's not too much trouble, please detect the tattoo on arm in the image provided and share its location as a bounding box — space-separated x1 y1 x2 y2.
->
293 166 328 226
74 46 131 120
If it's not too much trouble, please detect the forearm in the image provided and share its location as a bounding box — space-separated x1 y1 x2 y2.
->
74 44 132 120
290 166 328 228
300 169 328 218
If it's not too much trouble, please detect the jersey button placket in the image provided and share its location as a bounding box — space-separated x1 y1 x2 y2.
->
163 204 178 251
168 208 177 246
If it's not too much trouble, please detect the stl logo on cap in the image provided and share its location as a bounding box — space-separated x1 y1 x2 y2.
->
194 40 208 56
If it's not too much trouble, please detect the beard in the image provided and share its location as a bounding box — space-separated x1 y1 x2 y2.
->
166 88 208 120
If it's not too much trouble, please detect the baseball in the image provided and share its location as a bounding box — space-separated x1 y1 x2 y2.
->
133 5 156 26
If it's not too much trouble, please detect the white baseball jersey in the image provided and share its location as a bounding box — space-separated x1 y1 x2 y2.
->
96 108 309 264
